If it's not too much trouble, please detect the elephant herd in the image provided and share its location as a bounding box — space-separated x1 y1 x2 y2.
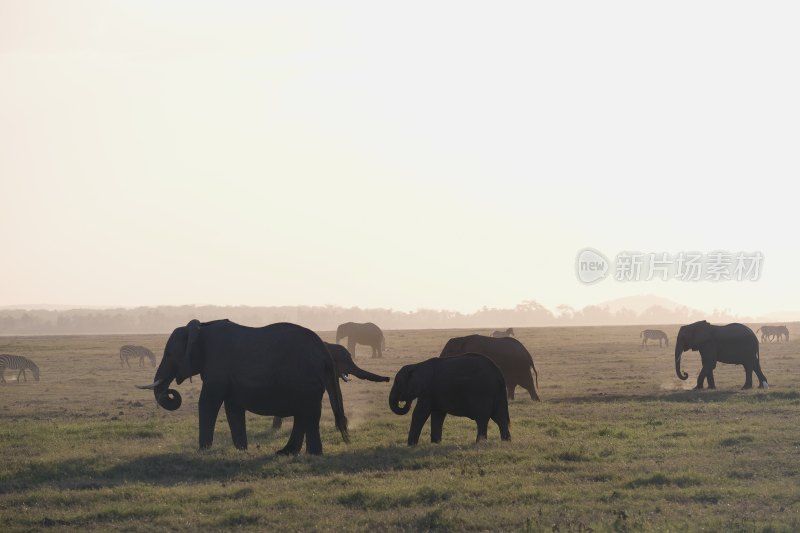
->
137 320 540 454
137 319 774 455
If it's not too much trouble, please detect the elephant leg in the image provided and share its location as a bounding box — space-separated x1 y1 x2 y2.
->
304 406 324 455
198 385 225 449
742 364 754 389
224 401 248 450
272 416 283 430
755 366 769 388
492 410 511 441
277 418 305 455
430 411 446 443
518 372 539 401
706 368 716 389
408 402 431 446
348 340 357 358
694 368 706 389
507 383 515 401
475 418 489 443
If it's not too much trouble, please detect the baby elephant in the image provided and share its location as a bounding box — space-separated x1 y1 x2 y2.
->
389 353 511 445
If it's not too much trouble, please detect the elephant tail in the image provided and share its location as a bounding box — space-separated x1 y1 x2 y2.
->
381 333 385 351
528 354 541 401
324 354 350 443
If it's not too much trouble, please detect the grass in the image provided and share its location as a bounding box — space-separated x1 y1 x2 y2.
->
0 324 798 531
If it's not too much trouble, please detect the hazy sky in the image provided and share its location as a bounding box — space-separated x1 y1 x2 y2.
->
1 2 798 315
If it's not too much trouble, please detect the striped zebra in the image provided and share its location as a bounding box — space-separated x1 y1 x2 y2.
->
491 328 515 338
0 355 40 383
640 329 668 348
757 325 789 343
120 345 157 368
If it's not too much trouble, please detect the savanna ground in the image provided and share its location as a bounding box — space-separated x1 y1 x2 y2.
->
0 324 798 532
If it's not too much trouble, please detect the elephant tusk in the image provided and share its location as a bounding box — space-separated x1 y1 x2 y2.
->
341 374 350 382
135 378 164 390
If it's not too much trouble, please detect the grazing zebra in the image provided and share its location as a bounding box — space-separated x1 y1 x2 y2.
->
119 345 157 368
491 328 515 338
757 325 789 343
0 355 40 383
640 329 668 348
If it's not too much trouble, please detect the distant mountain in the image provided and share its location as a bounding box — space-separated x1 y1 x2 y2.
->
595 294 703 314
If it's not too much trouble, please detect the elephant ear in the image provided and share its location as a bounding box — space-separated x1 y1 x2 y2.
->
691 321 713 348
176 319 201 384
404 367 428 399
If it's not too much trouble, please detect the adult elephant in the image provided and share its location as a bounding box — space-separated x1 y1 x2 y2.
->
389 354 511 445
336 322 385 358
136 320 349 454
675 320 768 390
271 342 389 430
439 335 540 401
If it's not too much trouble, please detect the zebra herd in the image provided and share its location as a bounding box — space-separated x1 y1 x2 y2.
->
756 325 790 343
0 344 157 384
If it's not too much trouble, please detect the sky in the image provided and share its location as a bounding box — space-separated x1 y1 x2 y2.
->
1 1 799 316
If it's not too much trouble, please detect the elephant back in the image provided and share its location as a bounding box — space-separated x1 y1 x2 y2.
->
440 335 534 371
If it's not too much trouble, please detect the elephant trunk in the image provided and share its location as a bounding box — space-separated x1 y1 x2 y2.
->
349 365 390 383
389 384 412 415
675 337 688 381
155 386 182 410
137 363 182 410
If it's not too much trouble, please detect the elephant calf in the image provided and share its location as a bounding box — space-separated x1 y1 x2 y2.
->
389 354 511 445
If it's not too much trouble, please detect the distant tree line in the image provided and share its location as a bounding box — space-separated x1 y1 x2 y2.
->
0 301 766 335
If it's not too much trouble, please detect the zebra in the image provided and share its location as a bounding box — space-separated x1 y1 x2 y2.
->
0 355 40 383
491 328 515 338
120 345 157 368
757 325 789 343
640 329 668 348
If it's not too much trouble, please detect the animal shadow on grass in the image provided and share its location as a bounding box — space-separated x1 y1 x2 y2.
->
552 390 739 405
0 444 461 493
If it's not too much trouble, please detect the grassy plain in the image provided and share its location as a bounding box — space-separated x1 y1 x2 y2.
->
0 324 798 532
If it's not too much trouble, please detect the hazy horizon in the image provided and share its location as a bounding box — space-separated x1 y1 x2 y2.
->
2 2 798 318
